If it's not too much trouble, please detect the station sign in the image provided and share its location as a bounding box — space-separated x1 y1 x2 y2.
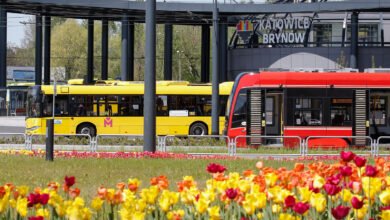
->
236 16 312 45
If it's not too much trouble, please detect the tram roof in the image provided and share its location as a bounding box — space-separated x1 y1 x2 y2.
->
238 71 390 89
4 0 390 24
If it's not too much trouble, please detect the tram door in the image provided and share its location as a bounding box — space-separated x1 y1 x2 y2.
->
247 89 283 145
265 93 283 136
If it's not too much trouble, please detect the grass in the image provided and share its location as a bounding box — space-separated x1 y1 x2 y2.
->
0 154 302 200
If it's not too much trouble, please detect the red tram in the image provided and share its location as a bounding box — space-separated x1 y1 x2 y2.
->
225 71 390 148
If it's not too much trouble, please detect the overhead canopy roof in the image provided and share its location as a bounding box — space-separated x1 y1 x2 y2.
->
3 0 390 24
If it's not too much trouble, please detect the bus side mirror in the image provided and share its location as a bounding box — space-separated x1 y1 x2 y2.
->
241 121 247 127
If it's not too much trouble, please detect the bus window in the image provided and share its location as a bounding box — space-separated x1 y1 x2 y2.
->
231 89 247 128
157 95 168 116
70 96 94 116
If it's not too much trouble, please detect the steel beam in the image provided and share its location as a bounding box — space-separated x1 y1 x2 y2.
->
164 24 173 80
43 16 51 85
350 12 358 69
0 6 6 88
121 17 134 81
101 18 108 80
144 0 156 152
219 22 227 83
211 0 219 135
35 15 43 85
87 19 94 84
201 24 210 83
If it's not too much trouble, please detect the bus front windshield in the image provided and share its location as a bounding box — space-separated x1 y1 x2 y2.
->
26 86 42 118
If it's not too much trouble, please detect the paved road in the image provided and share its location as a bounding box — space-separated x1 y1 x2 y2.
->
0 126 25 133
0 117 25 134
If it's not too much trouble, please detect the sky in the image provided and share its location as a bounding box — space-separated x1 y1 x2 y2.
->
6 0 266 47
7 13 33 47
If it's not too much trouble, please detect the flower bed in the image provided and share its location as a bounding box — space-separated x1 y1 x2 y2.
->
0 151 389 219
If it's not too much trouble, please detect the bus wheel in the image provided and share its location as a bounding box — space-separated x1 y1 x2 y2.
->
77 123 96 137
189 123 208 136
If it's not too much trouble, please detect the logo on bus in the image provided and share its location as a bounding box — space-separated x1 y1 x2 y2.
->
104 117 112 127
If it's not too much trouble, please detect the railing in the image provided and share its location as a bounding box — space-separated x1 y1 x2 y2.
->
233 135 303 157
28 134 92 151
161 135 232 155
1 133 389 158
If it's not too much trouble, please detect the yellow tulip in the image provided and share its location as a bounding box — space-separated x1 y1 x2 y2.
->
272 204 281 213
140 186 159 204
91 197 104 211
265 173 279 187
341 189 352 202
313 175 325 189
132 211 145 220
74 197 85 208
195 198 209 214
119 208 131 220
310 193 326 213
136 199 147 212
16 185 29 197
36 208 50 218
16 198 28 217
81 207 92 220
256 212 263 219
381 210 390 220
354 204 368 220
167 209 185 220
298 186 312 203
208 206 221 220
362 177 382 199
243 200 256 215
238 179 251 193
279 213 301 220
202 189 216 203
379 189 390 205
55 204 67 217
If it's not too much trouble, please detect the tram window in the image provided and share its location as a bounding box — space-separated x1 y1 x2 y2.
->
293 98 323 126
232 89 247 128
331 98 352 126
265 97 274 125
370 96 387 125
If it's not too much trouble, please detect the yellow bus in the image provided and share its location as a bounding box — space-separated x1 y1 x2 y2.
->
26 80 233 136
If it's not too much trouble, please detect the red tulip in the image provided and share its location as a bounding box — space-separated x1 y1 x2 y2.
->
293 202 310 215
39 194 50 205
324 183 342 196
206 163 227 174
353 156 367 167
225 188 238 200
351 196 364 209
64 176 76 187
380 205 390 211
340 151 355 162
327 174 342 185
339 165 353 177
28 217 44 220
284 195 296 208
331 205 350 219
27 193 40 207
365 165 377 177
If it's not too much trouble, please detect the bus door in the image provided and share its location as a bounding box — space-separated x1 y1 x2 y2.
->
353 90 369 146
